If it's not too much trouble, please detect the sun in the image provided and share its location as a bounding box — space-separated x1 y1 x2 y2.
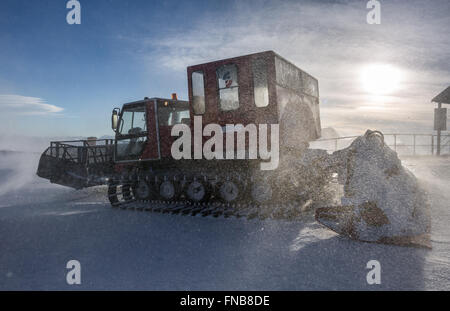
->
361 64 402 96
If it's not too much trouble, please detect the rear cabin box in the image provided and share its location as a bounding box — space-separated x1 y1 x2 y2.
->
187 51 321 152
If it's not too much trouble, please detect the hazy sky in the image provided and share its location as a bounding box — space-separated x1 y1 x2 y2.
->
0 0 449 137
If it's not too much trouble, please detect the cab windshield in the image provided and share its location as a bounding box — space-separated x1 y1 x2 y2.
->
118 105 147 136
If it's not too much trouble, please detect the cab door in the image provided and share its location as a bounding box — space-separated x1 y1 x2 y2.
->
155 100 191 159
115 102 153 162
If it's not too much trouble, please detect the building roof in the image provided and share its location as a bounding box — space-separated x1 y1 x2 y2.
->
432 86 450 104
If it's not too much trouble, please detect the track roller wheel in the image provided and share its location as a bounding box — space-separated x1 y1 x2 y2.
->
134 179 154 200
159 180 179 200
219 180 241 203
251 181 272 204
186 179 210 202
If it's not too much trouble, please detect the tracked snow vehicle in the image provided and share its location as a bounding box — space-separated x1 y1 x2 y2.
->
37 51 430 247
39 51 325 206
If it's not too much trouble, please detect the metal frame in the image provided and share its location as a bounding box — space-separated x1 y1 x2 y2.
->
316 133 450 155
47 139 115 165
154 99 162 160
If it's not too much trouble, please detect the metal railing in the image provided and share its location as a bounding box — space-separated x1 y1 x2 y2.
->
311 133 450 156
46 139 115 165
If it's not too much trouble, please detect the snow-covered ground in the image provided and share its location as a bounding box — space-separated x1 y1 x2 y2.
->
0 151 448 290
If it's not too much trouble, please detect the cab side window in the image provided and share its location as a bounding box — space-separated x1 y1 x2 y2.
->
252 58 269 107
192 71 205 114
217 64 239 111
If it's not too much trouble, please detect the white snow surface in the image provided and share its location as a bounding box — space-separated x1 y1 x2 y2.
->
0 151 449 290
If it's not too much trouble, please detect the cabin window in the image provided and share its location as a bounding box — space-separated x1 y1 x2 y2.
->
116 136 147 161
119 106 147 135
217 64 239 111
158 106 190 126
191 71 205 115
252 58 269 107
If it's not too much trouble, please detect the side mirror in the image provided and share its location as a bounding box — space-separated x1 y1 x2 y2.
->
111 108 120 132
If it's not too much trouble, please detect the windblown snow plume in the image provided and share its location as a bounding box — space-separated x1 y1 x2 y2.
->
0 151 38 196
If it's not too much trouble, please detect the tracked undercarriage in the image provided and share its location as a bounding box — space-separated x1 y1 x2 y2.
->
107 184 316 222
107 149 336 221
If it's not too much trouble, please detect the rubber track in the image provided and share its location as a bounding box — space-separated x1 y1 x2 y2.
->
109 183 311 222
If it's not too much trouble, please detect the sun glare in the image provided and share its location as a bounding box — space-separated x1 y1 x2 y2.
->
361 64 402 96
